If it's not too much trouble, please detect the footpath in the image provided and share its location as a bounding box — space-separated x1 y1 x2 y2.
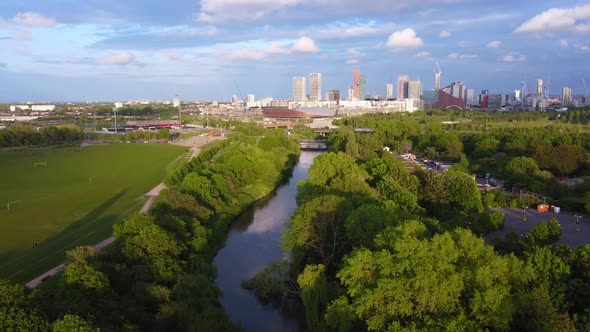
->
25 136 224 288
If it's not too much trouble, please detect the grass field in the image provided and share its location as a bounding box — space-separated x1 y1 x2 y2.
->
0 143 187 282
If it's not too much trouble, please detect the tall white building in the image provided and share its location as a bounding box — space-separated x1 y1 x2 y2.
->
246 94 255 103
562 87 572 105
514 90 521 102
293 77 307 101
466 89 475 106
435 72 441 91
536 79 544 95
386 83 394 99
309 73 322 101
397 75 409 99
408 80 421 99
173 95 180 107
450 82 464 99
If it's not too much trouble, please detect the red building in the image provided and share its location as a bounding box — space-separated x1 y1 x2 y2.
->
438 86 465 110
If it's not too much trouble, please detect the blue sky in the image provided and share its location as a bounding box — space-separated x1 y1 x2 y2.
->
0 0 589 102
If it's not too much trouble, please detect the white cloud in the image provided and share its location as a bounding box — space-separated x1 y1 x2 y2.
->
165 51 184 61
458 41 469 48
291 37 320 53
448 52 478 59
439 30 452 38
311 22 386 39
501 52 526 62
97 52 136 65
346 59 359 64
157 26 218 38
12 12 56 27
231 37 318 60
486 40 502 48
347 48 367 58
11 29 31 41
195 0 300 23
515 4 590 34
385 28 423 49
560 39 569 47
575 43 590 52
415 51 431 57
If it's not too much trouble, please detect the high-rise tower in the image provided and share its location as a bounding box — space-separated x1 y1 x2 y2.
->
536 79 544 95
359 74 367 100
352 69 360 100
293 77 306 101
309 73 322 101
397 75 409 99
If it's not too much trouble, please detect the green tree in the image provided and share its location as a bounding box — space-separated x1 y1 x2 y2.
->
441 170 483 213
52 314 99 332
298 264 329 331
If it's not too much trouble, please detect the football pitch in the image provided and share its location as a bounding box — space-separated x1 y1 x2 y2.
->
0 143 187 282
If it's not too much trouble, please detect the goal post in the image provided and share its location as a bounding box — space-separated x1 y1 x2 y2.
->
7 200 22 210
34 162 47 167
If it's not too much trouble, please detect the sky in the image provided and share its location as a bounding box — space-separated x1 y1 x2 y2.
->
0 0 589 102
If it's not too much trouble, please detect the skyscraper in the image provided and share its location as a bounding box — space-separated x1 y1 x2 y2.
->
536 79 544 95
450 82 464 99
386 83 393 99
435 72 441 92
359 74 367 100
293 77 306 101
328 90 340 104
408 80 421 99
562 87 572 105
352 69 360 100
246 94 255 103
173 94 180 107
309 73 322 101
397 75 409 99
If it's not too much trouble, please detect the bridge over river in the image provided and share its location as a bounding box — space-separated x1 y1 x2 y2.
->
299 139 327 150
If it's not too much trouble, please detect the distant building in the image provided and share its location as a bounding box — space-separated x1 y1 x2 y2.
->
514 89 521 102
397 75 409 99
423 90 438 109
328 90 340 104
293 77 307 101
9 104 56 112
386 83 393 99
536 79 544 95
231 95 239 103
352 69 361 100
465 89 475 107
173 95 181 107
114 102 123 109
309 73 322 101
359 74 367 100
450 82 464 99
480 90 489 109
438 85 465 109
246 94 255 103
348 86 354 101
562 87 572 105
435 72 441 92
488 94 502 109
408 80 421 99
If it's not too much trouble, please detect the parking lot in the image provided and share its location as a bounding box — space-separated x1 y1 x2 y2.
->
486 208 589 249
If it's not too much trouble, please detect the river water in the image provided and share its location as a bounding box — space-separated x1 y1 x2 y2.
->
213 151 320 332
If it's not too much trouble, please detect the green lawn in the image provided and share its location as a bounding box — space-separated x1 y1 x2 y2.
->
0 143 187 282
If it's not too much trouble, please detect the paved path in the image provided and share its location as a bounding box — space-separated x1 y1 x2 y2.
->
486 208 590 249
25 183 165 288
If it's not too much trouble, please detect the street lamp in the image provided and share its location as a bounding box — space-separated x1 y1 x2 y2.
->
575 215 582 232
521 206 527 222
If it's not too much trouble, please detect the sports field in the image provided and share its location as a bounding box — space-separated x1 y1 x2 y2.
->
0 143 187 282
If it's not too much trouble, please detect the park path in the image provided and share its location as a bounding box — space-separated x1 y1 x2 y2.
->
25 183 165 288
25 135 226 288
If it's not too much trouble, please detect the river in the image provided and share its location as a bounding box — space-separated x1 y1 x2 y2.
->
213 151 320 332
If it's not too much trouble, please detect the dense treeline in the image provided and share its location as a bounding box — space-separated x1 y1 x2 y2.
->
277 111 590 331
335 111 590 213
0 124 82 148
0 129 299 331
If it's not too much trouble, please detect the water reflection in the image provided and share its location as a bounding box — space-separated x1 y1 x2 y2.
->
213 151 320 332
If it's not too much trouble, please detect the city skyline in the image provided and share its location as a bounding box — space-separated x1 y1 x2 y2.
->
0 1 589 101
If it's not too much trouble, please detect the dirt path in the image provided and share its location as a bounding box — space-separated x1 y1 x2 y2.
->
172 135 226 160
25 137 224 288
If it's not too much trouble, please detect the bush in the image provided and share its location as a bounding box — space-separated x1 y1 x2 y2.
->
547 218 561 243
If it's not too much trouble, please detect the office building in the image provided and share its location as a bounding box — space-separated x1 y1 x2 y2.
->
435 72 441 92
562 87 572 105
246 94 255 103
328 90 340 104
408 80 421 99
450 82 464 99
309 73 322 101
359 74 367 100
173 95 180 107
466 89 475 106
352 69 360 100
386 83 394 99
293 77 306 101
536 79 544 95
438 85 465 109
514 90 521 102
397 75 409 99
